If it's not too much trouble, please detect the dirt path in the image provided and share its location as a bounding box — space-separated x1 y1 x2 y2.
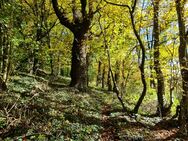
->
100 105 120 141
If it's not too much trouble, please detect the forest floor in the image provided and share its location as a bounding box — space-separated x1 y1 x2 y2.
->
0 75 188 141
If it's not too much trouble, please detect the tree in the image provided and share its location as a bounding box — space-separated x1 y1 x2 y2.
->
104 0 147 114
175 0 188 135
153 0 165 117
21 0 57 74
52 0 100 91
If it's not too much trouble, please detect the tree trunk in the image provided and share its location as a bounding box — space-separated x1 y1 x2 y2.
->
86 52 90 86
52 0 93 91
0 23 3 72
103 0 147 113
107 67 112 91
0 77 7 91
2 29 9 83
96 61 102 87
102 64 106 88
114 61 120 87
146 28 156 89
69 35 88 91
153 0 165 117
175 0 188 135
129 5 147 114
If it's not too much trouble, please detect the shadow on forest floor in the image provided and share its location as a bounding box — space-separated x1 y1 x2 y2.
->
0 75 186 140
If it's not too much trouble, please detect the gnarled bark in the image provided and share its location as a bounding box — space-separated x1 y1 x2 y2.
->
70 34 88 90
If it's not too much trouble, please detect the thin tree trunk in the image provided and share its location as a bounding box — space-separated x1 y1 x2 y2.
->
96 61 102 87
146 28 155 88
129 3 147 114
2 30 9 83
0 1 7 91
104 0 147 114
121 60 132 98
153 0 165 117
114 61 120 87
86 52 90 86
47 31 54 75
0 23 3 72
102 64 106 88
107 67 112 91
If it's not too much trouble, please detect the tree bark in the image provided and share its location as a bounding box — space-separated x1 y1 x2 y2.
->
175 0 188 135
153 0 165 117
69 34 88 90
52 0 94 91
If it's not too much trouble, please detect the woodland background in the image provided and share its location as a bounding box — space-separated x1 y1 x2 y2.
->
0 0 188 140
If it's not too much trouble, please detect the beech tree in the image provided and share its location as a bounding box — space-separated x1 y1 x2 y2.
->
52 0 100 91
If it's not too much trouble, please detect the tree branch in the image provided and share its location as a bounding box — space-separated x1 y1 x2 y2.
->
104 0 131 11
131 0 137 13
80 0 87 18
52 0 74 31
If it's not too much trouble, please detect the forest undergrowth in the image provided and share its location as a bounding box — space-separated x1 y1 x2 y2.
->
0 75 187 141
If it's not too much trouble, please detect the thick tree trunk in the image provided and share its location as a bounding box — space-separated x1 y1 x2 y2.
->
175 0 188 135
69 35 88 91
52 0 93 91
153 0 165 117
